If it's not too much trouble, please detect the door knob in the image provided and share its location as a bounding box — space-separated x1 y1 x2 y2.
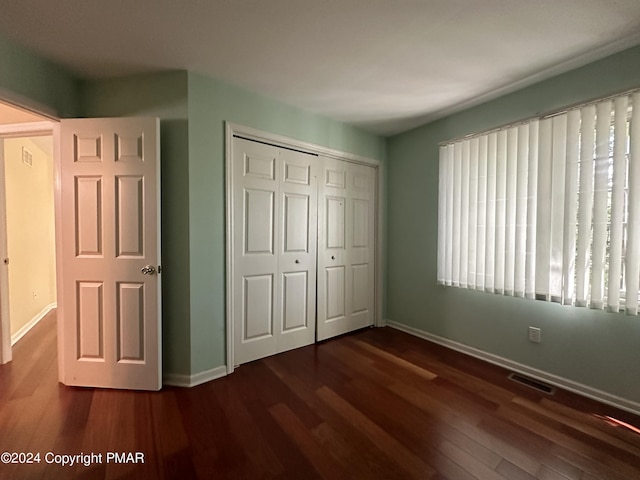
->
141 265 156 275
295 259 300 264
331 255 335 260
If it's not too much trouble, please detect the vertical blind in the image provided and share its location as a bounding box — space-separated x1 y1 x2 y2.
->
437 91 640 314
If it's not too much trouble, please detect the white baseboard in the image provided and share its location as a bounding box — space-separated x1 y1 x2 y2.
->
163 365 227 388
387 320 640 417
11 303 57 346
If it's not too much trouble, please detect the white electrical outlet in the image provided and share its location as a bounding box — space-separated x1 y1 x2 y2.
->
528 326 541 343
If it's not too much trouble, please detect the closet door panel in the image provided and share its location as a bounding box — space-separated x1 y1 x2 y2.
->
233 138 280 365
317 158 376 341
277 149 317 353
232 139 318 364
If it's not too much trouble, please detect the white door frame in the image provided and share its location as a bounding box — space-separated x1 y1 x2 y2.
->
0 120 58 365
225 122 385 374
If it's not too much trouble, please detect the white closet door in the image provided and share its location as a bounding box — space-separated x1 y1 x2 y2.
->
277 149 317 352
317 157 376 341
232 138 317 365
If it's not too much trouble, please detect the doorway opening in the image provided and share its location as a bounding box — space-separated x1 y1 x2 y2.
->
0 100 56 364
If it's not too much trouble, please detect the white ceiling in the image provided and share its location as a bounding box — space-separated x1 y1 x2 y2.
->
1 0 640 136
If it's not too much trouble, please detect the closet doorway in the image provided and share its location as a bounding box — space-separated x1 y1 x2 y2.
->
226 124 381 370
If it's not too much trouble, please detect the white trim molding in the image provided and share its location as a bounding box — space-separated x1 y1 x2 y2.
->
0 121 55 138
387 320 640 417
0 138 9 364
163 366 227 388
11 303 57 346
226 122 382 167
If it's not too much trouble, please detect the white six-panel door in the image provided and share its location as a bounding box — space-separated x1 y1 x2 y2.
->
60 118 161 390
232 138 317 365
317 157 376 341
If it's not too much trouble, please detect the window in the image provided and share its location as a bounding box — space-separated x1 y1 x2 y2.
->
437 91 640 314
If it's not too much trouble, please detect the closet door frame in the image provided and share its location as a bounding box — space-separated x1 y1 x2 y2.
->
225 122 385 374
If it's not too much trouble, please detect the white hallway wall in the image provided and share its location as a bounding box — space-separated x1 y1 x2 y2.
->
4 136 56 337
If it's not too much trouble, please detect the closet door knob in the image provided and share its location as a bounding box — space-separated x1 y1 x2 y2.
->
331 255 335 260
295 259 300 264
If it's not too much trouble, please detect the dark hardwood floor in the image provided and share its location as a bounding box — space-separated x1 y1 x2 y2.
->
1 311 640 479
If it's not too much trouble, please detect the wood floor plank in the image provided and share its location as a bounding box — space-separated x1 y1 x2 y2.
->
316 385 437 478
343 374 513 478
512 396 640 458
311 422 398 480
549 442 635 480
211 376 286 477
389 379 486 426
269 403 345 480
437 439 507 480
539 397 640 447
264 355 412 478
535 451 583 480
227 368 323 479
440 425 503 470
498 402 640 479
535 464 576 480
149 390 197 479
495 459 537 480
350 339 438 380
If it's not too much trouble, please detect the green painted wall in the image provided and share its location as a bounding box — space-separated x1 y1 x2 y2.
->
387 45 640 404
0 35 78 117
187 72 387 373
80 72 192 376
